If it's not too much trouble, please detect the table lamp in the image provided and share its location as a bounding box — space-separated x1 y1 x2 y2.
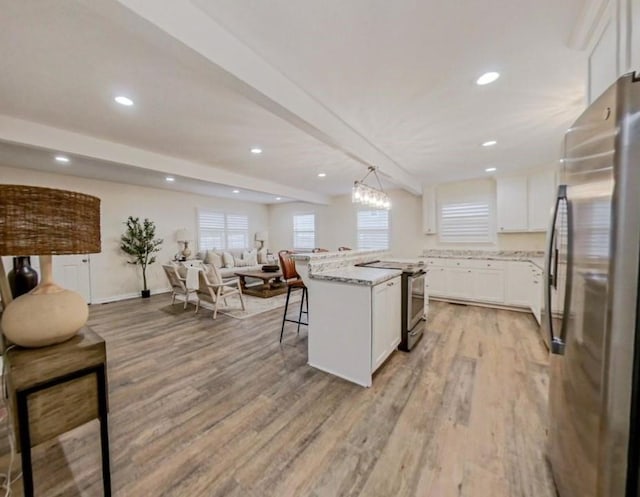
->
255 231 268 250
175 228 192 259
0 185 101 348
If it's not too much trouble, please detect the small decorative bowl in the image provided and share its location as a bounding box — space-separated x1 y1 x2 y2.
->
262 264 279 272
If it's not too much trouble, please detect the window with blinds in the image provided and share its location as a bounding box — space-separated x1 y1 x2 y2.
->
198 211 249 250
439 202 491 243
293 214 315 250
357 210 389 250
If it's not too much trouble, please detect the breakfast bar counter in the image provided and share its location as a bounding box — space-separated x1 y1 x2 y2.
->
291 250 402 387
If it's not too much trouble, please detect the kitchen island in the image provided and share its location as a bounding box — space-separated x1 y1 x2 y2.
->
291 250 402 387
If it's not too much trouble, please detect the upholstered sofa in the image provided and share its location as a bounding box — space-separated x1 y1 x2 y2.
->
195 248 276 279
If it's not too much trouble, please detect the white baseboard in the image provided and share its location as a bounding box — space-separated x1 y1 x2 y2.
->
91 287 171 305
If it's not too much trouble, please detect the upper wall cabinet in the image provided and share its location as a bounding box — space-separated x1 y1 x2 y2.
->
528 170 557 231
422 185 437 234
496 170 556 233
496 176 528 232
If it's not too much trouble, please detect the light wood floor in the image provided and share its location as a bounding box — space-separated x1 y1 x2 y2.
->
0 296 557 497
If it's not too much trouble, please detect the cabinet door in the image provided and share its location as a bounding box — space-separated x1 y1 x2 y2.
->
371 283 388 372
473 269 505 303
447 268 470 299
528 170 556 231
422 185 437 234
386 278 402 352
428 266 447 296
496 176 528 232
505 262 533 306
424 273 430 319
532 272 543 325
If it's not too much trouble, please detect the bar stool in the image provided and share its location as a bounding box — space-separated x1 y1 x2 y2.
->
279 250 308 342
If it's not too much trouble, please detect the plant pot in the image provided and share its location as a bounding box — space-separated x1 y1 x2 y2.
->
141 290 151 299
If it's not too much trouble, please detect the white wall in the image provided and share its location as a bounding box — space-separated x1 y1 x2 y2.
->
0 165 269 303
422 177 547 252
268 189 423 257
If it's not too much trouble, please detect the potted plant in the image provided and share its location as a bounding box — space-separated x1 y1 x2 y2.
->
120 216 163 298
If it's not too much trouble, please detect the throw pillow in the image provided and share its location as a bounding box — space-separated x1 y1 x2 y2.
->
242 250 258 266
222 252 235 268
234 257 251 267
205 251 223 268
257 248 268 264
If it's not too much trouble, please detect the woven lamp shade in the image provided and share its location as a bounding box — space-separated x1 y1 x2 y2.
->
0 185 101 255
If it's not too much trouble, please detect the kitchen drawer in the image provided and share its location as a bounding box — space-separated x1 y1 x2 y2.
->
425 258 448 267
464 259 506 270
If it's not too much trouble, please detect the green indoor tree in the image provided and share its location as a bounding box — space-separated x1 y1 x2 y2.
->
120 216 163 298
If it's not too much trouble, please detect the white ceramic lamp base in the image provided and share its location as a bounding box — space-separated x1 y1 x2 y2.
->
0 255 88 348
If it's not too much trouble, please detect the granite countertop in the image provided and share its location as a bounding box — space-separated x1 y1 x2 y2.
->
421 250 546 269
310 267 402 286
291 249 382 262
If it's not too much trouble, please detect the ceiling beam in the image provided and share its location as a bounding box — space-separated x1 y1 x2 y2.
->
116 0 421 195
0 115 330 205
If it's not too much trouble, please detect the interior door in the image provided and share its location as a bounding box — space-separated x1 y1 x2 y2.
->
8 255 92 303
53 255 92 303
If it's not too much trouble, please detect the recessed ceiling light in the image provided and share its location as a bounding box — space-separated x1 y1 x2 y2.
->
482 140 497 147
275 197 282 200
317 173 327 178
250 148 262 154
485 167 497 172
476 72 500 85
233 189 240 193
54 155 70 163
165 176 175 182
114 95 134 106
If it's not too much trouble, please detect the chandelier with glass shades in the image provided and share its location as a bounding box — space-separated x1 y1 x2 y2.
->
352 166 391 210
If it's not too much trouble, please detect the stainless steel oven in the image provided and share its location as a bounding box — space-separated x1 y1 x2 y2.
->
355 260 425 351
408 271 425 331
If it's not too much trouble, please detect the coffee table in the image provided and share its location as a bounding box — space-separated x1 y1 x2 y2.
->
234 269 287 298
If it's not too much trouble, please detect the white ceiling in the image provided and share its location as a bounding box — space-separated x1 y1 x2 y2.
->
0 0 587 201
0 140 287 204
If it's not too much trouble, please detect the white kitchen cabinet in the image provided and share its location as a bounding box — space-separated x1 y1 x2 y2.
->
426 257 544 324
422 185 437 234
424 272 430 319
505 261 534 306
473 269 505 303
496 176 528 232
371 277 401 372
427 265 447 296
447 268 471 299
528 170 556 231
531 271 543 325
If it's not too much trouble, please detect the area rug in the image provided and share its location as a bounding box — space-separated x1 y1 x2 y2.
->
219 292 302 320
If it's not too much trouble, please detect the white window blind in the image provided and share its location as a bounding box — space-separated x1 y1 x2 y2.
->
293 214 315 250
198 211 226 251
226 214 249 249
357 210 389 250
198 211 249 250
439 202 491 243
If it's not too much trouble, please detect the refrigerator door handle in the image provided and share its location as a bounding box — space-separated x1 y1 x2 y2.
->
553 188 574 356
546 185 568 355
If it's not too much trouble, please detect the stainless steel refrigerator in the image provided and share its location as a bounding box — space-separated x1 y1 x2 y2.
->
544 71 640 497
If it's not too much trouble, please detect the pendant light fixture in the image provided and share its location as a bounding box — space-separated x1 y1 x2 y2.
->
352 166 391 210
